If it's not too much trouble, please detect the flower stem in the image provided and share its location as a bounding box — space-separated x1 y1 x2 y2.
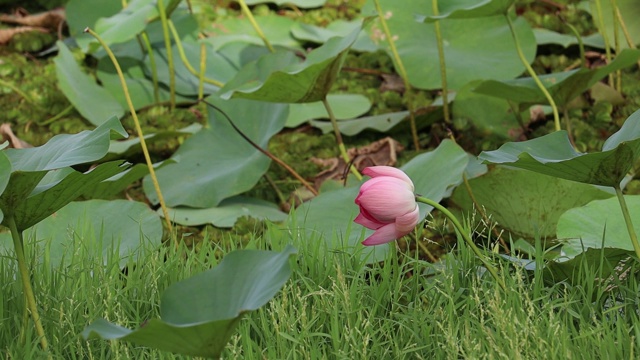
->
593 0 613 87
140 31 160 103
416 196 506 291
614 186 640 259
237 0 275 53
431 0 450 125
85 27 177 248
7 215 51 358
168 20 224 87
505 12 561 132
373 0 420 149
157 0 176 110
322 97 362 180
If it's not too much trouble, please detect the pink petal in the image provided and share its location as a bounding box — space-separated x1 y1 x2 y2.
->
363 166 414 189
355 178 416 222
361 223 399 246
354 212 385 230
395 206 420 233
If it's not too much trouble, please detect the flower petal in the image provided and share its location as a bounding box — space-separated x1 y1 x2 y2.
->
363 166 414 190
354 212 385 230
395 206 420 233
355 178 416 222
361 223 399 246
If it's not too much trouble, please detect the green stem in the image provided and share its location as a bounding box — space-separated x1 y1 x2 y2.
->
7 216 51 357
416 196 506 291
505 13 561 132
562 21 585 68
431 0 450 125
140 31 160 103
322 97 362 181
373 0 420 149
198 42 206 100
85 27 177 248
237 0 275 53
614 186 640 259
168 20 224 87
594 0 613 87
38 104 73 126
157 0 176 109
0 78 38 106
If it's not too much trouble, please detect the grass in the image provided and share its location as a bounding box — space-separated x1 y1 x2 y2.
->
1 218 639 359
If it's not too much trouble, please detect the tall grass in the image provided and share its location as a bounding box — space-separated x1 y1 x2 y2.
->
1 220 639 359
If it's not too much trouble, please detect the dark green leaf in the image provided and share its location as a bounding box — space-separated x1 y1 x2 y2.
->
54 41 125 125
82 246 296 358
220 20 368 103
419 0 515 21
144 96 288 208
473 49 640 108
478 109 640 187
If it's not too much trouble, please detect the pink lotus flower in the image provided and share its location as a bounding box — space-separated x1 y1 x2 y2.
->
354 166 420 246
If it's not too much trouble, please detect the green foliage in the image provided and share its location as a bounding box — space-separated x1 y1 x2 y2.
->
479 109 640 187
83 245 296 358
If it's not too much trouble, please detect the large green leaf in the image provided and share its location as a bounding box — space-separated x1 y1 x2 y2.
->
163 196 287 228
1 162 128 232
293 139 468 262
362 0 535 90
84 0 159 53
0 118 129 231
219 20 368 103
0 199 162 267
82 246 296 358
286 93 371 127
54 41 125 126
451 167 613 239
4 116 127 172
556 196 640 260
420 0 515 21
473 49 640 109
143 96 288 208
478 109 640 187
453 80 529 139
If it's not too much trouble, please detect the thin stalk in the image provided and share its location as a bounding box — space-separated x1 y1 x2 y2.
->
610 0 621 91
168 20 224 87
562 20 586 68
505 13 561 132
373 0 420 149
416 196 506 291
237 0 275 53
614 186 640 259
157 0 176 109
322 97 362 181
7 216 51 357
430 0 450 125
614 5 640 68
0 78 38 106
594 0 613 86
38 104 73 126
140 31 160 103
563 107 575 146
198 42 206 100
85 27 177 248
